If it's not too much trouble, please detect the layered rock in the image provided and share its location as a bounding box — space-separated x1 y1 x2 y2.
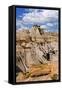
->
16 25 58 79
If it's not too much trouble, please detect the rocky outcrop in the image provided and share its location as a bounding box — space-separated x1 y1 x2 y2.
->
16 30 31 44
29 64 51 77
16 25 58 80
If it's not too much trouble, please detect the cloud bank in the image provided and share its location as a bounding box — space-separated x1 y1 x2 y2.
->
16 8 58 32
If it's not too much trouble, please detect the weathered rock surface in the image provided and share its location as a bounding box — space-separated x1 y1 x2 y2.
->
16 25 58 82
29 64 51 77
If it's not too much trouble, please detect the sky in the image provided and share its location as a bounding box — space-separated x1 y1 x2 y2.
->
16 7 59 32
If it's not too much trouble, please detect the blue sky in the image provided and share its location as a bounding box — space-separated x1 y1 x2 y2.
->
16 8 58 32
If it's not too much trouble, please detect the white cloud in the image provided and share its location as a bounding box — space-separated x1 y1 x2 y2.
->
46 23 53 27
42 10 58 18
17 26 29 31
40 25 48 32
16 19 22 26
16 9 58 32
16 19 30 30
23 11 47 23
40 25 47 29
22 9 58 24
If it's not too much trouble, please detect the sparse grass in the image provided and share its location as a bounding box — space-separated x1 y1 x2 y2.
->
24 72 31 78
51 74 58 80
16 73 18 77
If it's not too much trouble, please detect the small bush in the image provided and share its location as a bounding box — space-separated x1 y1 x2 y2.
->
16 73 18 77
51 74 58 80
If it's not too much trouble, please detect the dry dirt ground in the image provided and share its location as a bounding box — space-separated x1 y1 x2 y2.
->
16 59 59 82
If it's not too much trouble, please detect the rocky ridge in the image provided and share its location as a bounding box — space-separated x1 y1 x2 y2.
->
16 25 59 82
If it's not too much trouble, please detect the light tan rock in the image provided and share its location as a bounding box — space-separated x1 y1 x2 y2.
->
29 64 51 77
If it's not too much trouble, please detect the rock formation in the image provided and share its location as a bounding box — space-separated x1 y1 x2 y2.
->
16 25 58 82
